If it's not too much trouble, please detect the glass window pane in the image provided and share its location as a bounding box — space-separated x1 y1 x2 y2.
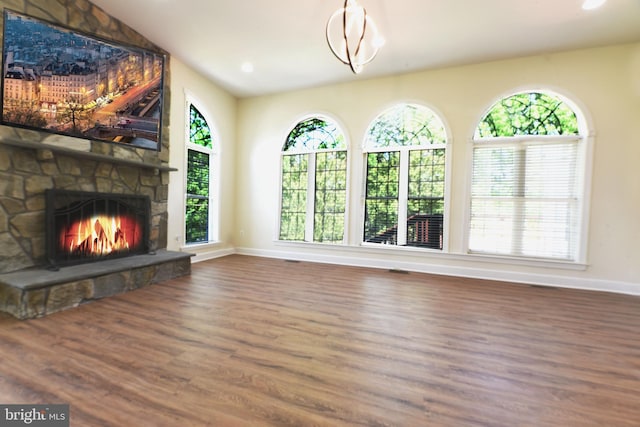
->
279 116 347 244
470 91 584 261
364 152 399 244
363 103 448 249
475 92 579 138
314 151 347 243
284 118 345 152
468 198 515 255
521 199 579 259
407 149 445 249
185 102 214 246
187 150 209 197
186 197 209 243
365 104 446 149
279 154 308 241
185 148 211 244
471 146 520 198
189 105 213 148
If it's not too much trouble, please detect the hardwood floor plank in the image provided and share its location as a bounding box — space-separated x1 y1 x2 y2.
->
1 255 639 426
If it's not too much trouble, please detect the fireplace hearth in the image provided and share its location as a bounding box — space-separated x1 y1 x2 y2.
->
45 190 151 270
0 249 192 319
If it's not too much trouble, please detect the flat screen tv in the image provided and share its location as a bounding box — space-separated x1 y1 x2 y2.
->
1 9 166 151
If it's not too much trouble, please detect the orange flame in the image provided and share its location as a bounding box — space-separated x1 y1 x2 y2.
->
59 214 140 257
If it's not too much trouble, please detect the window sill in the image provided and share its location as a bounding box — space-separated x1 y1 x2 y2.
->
274 240 588 271
181 241 221 251
454 252 588 271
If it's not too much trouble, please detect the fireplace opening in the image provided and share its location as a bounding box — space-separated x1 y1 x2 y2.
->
45 189 150 269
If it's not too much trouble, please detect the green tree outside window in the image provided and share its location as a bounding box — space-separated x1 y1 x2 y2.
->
280 117 347 244
186 104 214 244
364 104 447 249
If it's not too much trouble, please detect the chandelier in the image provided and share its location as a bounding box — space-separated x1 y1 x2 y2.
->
326 0 384 74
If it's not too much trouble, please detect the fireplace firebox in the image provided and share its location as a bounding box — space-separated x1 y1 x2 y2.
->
45 189 151 269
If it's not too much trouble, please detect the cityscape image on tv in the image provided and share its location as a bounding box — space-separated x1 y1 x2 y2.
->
1 10 164 150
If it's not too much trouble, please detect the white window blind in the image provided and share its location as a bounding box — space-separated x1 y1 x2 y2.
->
469 138 581 260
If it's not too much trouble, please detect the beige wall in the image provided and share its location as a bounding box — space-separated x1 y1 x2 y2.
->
229 43 640 294
167 58 237 259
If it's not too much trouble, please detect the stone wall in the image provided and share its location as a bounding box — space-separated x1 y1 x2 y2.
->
0 143 170 272
0 0 172 274
0 251 191 319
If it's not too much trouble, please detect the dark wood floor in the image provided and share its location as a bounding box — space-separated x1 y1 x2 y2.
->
1 255 639 426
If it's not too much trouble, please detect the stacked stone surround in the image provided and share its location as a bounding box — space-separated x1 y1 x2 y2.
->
0 0 189 318
0 251 192 319
0 142 171 272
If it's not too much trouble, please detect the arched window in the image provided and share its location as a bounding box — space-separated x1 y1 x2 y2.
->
185 103 217 244
363 103 448 249
279 116 347 243
469 91 586 261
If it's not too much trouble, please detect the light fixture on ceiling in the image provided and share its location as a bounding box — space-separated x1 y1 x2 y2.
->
582 0 607 10
241 62 254 73
326 0 384 74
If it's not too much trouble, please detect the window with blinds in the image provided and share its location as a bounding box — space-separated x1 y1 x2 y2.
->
469 91 585 261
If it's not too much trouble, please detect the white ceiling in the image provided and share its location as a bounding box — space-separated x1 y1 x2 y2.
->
89 0 640 98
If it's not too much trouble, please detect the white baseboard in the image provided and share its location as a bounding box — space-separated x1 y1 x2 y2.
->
190 247 236 263
234 247 640 296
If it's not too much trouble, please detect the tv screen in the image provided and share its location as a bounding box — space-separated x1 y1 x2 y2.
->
1 9 165 151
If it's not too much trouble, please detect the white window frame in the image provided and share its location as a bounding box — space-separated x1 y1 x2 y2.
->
277 114 350 245
184 97 219 246
465 89 593 264
361 103 451 251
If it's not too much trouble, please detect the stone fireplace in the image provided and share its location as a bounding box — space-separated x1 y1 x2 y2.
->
0 142 193 320
0 0 191 319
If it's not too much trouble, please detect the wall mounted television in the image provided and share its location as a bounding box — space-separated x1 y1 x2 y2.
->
1 9 165 151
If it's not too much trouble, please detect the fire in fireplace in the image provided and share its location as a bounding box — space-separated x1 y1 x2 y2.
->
45 190 150 268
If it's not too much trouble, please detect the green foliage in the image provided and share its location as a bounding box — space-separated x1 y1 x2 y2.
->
476 92 578 138
284 117 345 152
314 151 347 243
408 149 446 201
363 103 448 246
364 152 400 240
186 150 209 196
366 152 400 198
185 105 213 244
279 154 308 241
364 199 399 243
190 104 212 148
185 149 210 243
363 148 446 242
185 197 208 243
365 104 446 148
280 118 348 243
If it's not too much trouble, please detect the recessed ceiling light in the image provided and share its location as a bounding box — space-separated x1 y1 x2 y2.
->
582 0 607 10
241 62 254 73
